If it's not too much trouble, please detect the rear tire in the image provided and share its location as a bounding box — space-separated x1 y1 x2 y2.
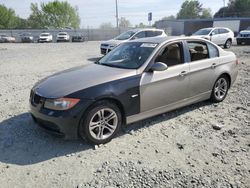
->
79 100 122 144
210 75 229 103
224 39 232 49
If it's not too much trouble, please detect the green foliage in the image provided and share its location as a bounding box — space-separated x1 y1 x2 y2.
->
161 15 176 20
214 0 250 17
200 8 212 19
0 4 17 28
28 1 80 29
99 22 114 29
177 0 212 19
119 17 131 28
135 22 147 28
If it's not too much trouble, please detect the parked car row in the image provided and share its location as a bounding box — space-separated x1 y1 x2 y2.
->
100 26 250 55
0 32 85 43
37 32 85 43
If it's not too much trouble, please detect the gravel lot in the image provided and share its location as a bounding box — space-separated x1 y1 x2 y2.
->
0 42 249 188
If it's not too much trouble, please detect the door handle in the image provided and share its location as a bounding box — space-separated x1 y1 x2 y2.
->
179 71 188 77
211 63 217 69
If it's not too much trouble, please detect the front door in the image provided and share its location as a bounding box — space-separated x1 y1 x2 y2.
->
140 42 190 112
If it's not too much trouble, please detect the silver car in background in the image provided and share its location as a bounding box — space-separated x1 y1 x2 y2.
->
56 32 70 42
100 28 167 54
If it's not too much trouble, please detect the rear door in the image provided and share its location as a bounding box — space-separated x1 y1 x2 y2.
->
219 28 230 44
210 29 222 45
186 40 220 97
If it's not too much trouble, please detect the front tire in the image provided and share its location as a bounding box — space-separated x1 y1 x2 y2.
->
224 39 232 49
210 75 229 103
79 100 122 144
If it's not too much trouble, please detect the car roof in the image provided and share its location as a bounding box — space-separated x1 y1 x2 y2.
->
199 27 229 30
129 36 210 44
128 28 164 32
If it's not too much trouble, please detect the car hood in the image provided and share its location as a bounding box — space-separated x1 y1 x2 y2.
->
33 63 137 98
101 39 126 46
39 36 50 39
239 30 250 34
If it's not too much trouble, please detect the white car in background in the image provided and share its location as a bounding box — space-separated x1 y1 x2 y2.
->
56 32 70 42
100 28 167 54
38 33 53 43
192 27 234 49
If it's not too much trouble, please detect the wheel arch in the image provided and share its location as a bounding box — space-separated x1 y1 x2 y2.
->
218 72 232 88
78 97 127 128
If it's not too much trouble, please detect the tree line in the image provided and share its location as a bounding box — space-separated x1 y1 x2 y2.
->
0 0 249 29
155 0 250 24
0 1 80 29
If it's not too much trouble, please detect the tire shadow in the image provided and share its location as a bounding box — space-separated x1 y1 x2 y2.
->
0 113 91 166
0 100 213 166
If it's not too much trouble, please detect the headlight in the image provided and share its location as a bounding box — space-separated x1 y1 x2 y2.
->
44 98 80 111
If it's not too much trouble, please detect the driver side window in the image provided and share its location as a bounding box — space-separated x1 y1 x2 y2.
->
212 29 219 35
155 43 183 67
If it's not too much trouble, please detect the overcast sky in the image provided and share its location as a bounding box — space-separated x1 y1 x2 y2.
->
1 0 228 28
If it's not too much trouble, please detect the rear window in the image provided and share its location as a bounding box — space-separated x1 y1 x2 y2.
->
146 31 162 37
187 42 209 62
219 29 229 34
207 43 219 58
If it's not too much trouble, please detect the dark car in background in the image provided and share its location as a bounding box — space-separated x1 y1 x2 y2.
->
20 33 34 43
236 26 250 45
0 34 16 43
72 34 85 42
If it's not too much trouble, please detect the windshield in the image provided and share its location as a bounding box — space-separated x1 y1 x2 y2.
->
58 33 67 35
22 33 32 36
247 27 250 30
114 31 136 40
97 42 158 69
41 34 49 36
193 28 212 35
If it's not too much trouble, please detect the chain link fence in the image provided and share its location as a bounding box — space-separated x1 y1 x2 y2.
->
0 28 130 42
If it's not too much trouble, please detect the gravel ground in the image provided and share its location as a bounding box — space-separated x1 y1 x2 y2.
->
0 42 249 188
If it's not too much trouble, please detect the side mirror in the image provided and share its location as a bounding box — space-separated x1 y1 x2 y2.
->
150 62 168 72
210 32 214 36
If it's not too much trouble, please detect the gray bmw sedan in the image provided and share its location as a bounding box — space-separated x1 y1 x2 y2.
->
30 37 238 144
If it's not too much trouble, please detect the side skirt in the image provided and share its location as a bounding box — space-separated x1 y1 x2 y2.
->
126 91 211 124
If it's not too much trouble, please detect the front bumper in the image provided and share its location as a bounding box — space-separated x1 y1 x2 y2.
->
30 97 93 140
57 38 69 42
22 38 33 43
38 38 51 42
236 38 250 44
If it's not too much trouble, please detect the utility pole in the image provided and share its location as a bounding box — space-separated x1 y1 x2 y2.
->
223 0 226 17
115 0 119 28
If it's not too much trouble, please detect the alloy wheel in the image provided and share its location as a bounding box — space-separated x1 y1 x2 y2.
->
214 78 228 100
89 108 118 140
